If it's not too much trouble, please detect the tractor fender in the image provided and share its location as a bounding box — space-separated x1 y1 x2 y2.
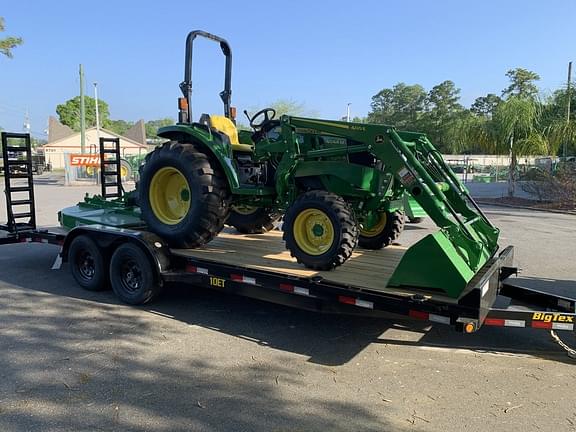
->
158 124 240 190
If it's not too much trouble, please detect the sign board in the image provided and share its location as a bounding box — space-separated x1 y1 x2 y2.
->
69 154 100 167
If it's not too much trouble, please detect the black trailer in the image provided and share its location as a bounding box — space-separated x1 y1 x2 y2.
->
1 132 575 348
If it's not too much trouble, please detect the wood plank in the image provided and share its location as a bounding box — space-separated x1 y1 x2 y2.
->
173 228 407 290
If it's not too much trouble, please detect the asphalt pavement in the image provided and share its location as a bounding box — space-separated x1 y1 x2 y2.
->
0 178 575 432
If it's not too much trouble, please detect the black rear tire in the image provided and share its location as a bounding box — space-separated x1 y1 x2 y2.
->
110 243 160 305
358 210 405 250
227 206 280 234
69 235 108 291
138 141 230 248
283 191 358 270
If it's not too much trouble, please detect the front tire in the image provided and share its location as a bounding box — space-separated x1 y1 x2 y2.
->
227 206 280 234
138 141 230 248
283 191 358 270
109 243 160 305
358 210 405 250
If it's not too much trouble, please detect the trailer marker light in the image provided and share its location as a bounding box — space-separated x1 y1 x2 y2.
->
464 322 476 333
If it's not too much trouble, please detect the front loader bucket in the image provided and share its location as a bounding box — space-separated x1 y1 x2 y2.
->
388 231 480 297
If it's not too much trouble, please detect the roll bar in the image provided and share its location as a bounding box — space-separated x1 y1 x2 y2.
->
179 30 232 122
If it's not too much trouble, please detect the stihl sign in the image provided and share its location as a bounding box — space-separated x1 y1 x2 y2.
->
70 154 100 166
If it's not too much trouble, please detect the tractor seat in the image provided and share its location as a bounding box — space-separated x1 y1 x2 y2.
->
204 114 253 153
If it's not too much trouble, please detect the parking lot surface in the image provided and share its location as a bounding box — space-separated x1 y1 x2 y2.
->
0 179 575 432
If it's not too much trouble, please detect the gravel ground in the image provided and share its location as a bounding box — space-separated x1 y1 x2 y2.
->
0 176 575 432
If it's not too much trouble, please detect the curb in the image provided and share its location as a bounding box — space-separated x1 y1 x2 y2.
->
475 200 576 216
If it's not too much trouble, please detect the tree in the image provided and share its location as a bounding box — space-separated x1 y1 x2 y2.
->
106 119 134 136
421 80 466 152
0 17 23 58
145 118 174 140
241 99 317 129
470 94 502 117
502 68 541 99
469 96 546 196
56 96 110 131
367 83 427 128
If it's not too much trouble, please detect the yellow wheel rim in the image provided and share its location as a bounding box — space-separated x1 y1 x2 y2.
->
149 167 191 225
359 212 387 237
293 208 335 256
120 165 129 178
86 166 95 176
232 205 258 215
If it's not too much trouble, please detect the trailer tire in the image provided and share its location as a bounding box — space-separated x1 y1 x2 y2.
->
110 243 160 305
358 210 405 250
227 206 280 234
69 235 108 291
138 141 230 248
283 190 358 270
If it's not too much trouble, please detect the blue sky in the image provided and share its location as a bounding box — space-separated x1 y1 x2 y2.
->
1 0 574 137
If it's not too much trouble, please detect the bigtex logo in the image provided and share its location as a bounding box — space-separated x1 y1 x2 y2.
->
532 312 574 323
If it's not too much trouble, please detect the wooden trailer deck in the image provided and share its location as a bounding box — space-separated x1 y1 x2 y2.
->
173 228 408 293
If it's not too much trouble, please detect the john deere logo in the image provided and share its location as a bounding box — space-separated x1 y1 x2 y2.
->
375 135 384 144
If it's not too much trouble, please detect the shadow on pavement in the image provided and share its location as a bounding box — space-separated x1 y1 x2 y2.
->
1 243 575 370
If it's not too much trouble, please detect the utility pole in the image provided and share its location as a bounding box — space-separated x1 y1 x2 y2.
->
565 61 572 159
79 64 86 153
93 82 100 141
23 109 30 134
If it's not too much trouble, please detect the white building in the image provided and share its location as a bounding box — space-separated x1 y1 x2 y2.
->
43 117 149 169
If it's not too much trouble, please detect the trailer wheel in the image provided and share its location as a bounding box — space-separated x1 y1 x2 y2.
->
283 190 358 270
138 141 230 248
109 243 160 305
69 235 108 291
227 206 280 234
358 210 405 250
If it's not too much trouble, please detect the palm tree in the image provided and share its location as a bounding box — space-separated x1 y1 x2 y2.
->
466 96 546 196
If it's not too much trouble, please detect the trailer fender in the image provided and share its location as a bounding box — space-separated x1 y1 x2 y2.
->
60 225 172 279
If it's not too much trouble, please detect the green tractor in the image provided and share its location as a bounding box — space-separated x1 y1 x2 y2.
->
137 31 406 270
136 30 499 287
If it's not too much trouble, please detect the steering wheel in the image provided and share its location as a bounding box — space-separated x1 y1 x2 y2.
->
248 108 276 130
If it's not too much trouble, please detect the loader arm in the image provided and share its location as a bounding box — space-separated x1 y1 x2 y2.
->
281 117 500 298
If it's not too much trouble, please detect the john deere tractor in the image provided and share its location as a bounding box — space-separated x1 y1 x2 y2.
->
137 30 499 280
